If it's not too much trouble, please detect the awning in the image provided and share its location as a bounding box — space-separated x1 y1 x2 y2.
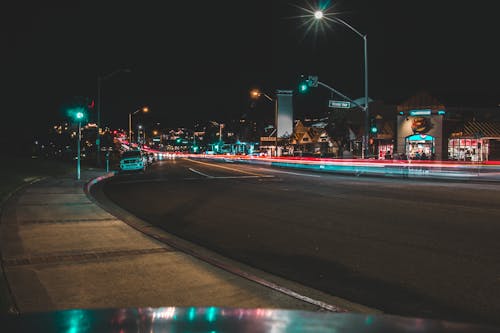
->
452 121 500 138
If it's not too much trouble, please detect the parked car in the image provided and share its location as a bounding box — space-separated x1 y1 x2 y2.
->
119 150 146 173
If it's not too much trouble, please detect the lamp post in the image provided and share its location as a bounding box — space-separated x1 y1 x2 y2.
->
313 11 369 159
97 68 130 167
75 111 84 180
128 106 149 144
250 89 278 157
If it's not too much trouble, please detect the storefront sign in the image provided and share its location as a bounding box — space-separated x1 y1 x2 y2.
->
411 117 432 134
409 109 432 116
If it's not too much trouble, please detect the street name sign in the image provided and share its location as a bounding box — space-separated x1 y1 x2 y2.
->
329 100 351 109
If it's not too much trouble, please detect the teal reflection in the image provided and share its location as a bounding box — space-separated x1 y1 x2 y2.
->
188 307 196 321
205 307 218 322
56 309 90 333
365 315 375 326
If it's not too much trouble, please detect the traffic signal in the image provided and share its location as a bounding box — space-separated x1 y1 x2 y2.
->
298 75 318 93
68 106 87 123
308 75 318 87
370 117 378 134
298 80 309 93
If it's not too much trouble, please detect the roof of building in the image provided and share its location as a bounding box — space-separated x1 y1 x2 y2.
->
397 91 446 113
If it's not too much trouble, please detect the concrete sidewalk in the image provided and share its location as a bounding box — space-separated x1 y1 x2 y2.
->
0 170 371 314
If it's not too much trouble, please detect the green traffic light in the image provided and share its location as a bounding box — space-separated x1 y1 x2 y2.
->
371 126 378 133
299 82 309 93
67 106 87 122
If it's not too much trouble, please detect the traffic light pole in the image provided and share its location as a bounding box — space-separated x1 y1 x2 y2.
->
96 77 102 167
274 97 278 157
363 35 369 159
77 120 81 180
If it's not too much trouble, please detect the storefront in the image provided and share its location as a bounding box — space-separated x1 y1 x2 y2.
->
448 121 500 161
406 134 435 159
395 92 445 160
377 143 394 159
448 138 481 161
396 111 444 160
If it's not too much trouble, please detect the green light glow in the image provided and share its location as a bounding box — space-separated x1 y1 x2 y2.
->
188 307 196 321
67 106 87 122
206 307 218 322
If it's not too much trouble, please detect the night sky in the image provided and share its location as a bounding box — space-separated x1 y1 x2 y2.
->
3 0 499 143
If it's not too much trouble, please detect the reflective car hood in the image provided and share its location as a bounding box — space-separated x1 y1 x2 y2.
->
1 307 498 333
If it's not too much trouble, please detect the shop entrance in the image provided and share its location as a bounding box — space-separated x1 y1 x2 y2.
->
406 134 435 160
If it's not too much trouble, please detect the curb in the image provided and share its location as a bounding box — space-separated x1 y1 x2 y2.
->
0 176 47 315
83 171 116 198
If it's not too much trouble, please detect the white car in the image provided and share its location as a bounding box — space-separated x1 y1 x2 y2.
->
119 150 146 173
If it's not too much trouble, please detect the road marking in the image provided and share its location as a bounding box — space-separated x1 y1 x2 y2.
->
187 158 266 177
258 168 321 178
209 175 273 179
188 168 214 178
188 168 273 180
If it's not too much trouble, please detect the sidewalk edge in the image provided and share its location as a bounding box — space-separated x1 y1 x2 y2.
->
0 176 47 315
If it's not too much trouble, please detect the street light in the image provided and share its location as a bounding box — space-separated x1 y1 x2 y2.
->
68 107 87 180
76 112 84 180
97 68 130 166
250 89 278 157
313 10 370 159
129 106 149 144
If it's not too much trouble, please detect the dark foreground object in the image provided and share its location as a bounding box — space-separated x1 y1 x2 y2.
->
1 307 499 333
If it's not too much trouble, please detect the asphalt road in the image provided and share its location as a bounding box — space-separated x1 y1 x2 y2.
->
94 157 500 326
